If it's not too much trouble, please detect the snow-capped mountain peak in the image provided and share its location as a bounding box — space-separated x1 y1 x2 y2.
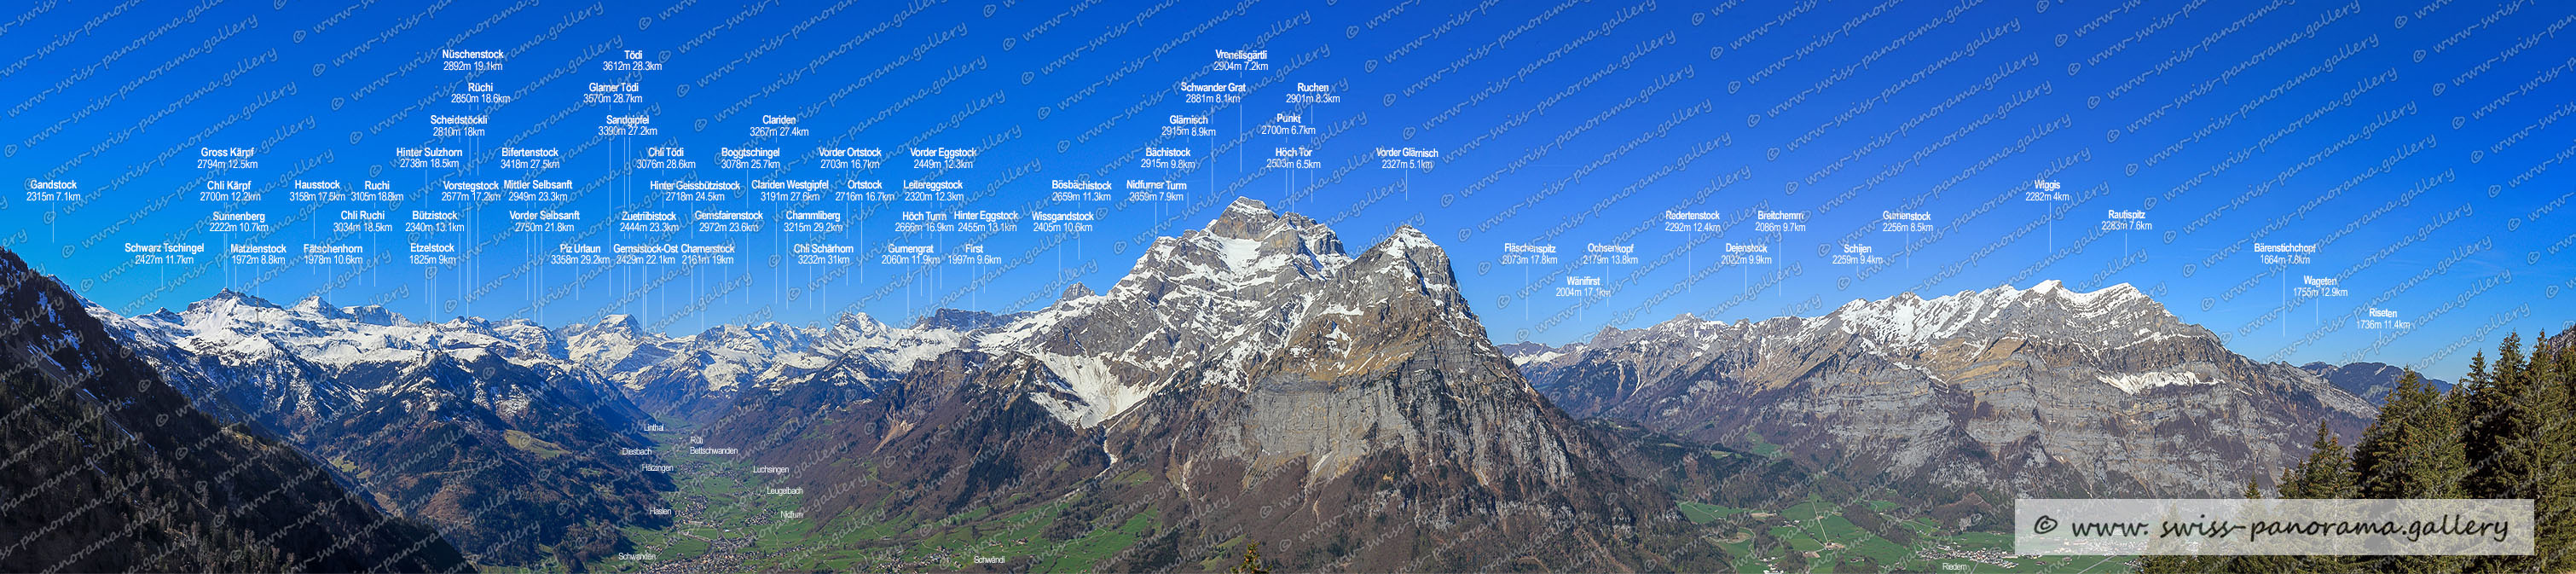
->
589 313 645 333
1375 224 1440 255
1176 197 1352 281
188 288 280 313
289 295 344 318
964 199 1514 428
1058 282 1094 302
1822 281 2190 349
1525 279 2376 498
344 304 402 326
830 311 890 336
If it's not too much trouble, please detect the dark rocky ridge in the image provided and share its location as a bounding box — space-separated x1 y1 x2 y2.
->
0 248 472 572
90 284 672 566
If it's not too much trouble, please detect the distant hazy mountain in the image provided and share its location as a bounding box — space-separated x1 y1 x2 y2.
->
0 249 471 573
1519 281 2377 498
2297 362 2451 403
557 308 981 424
1498 340 1585 365
910 308 1035 332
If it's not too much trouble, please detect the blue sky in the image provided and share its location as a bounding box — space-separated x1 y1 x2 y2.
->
3 0 2570 381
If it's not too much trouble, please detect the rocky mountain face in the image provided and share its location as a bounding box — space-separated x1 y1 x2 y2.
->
2298 362 2451 403
0 249 471 573
1520 281 2378 498
87 289 670 566
705 198 1714 571
37 196 2416 570
50 199 1712 571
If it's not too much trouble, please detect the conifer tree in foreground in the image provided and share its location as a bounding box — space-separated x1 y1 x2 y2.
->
2152 333 2576 573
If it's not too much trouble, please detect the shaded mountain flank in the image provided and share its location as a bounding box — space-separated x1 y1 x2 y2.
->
0 248 472 573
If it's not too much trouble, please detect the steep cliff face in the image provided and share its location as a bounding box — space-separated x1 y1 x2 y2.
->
709 199 1699 571
969 198 1363 426
1526 281 2377 497
0 249 471 573
1001 199 1595 488
1100 217 1661 571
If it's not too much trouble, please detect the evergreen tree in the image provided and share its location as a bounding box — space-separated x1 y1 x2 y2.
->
2463 343 2527 502
2231 333 2576 573
2528 333 2576 572
2353 373 2447 498
2436 380 2474 496
2367 372 2470 574
2467 351 2488 390
2467 336 2538 573
2284 422 2353 500
2351 381 2405 496
1226 541 1271 574
2280 423 2356 573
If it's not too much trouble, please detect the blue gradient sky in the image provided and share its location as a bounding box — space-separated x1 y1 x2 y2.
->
3 0 2569 381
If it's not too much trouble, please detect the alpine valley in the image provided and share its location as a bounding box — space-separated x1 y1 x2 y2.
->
5 199 2386 571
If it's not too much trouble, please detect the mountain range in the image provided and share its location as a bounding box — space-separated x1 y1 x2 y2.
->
0 249 471 572
7 198 2399 571
1509 281 2378 499
696 198 1713 571
2297 361 2451 403
78 287 671 567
